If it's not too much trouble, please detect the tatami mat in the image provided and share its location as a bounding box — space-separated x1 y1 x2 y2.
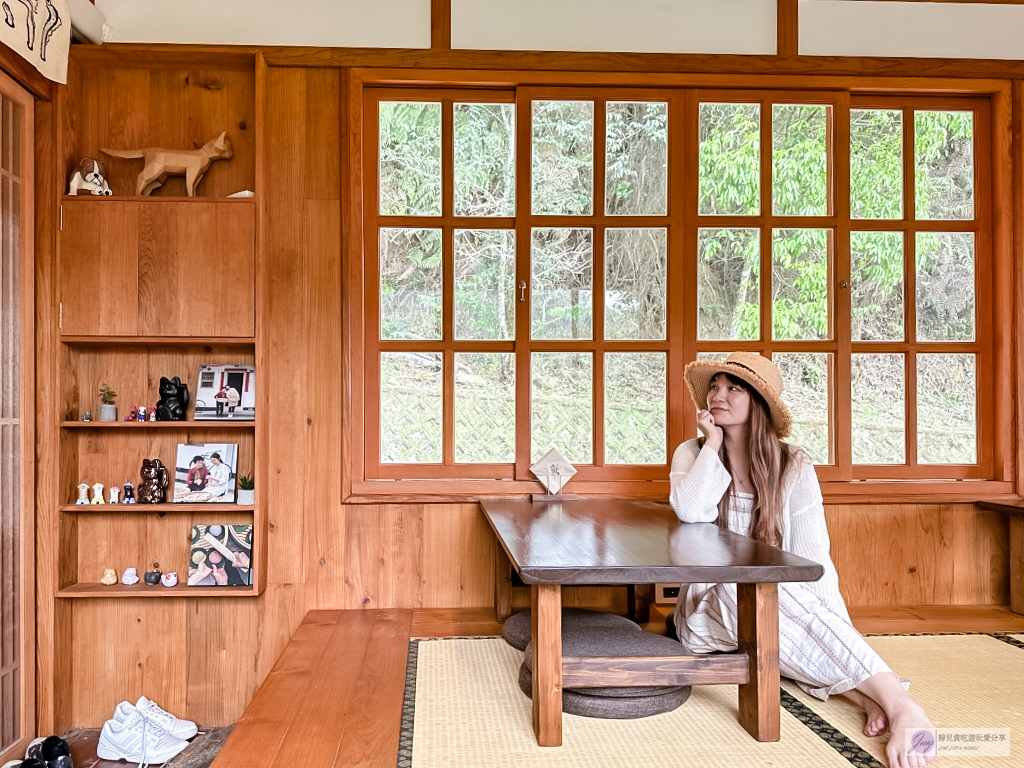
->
408 637 861 768
782 634 1024 767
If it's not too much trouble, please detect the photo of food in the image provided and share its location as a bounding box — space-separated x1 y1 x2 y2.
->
188 524 253 586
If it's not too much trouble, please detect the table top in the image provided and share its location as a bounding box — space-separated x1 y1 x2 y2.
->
480 498 825 585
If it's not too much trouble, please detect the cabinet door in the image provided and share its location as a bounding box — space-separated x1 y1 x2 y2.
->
137 202 255 337
60 201 139 335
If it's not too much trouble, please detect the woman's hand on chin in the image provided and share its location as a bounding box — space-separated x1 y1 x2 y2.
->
696 409 723 450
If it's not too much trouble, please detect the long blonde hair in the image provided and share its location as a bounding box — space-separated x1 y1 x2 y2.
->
700 373 792 546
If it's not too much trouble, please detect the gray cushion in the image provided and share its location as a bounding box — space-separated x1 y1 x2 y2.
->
501 609 636 652
518 661 692 719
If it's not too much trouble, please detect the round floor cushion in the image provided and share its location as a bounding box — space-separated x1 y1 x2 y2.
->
501 609 635 652
518 661 692 719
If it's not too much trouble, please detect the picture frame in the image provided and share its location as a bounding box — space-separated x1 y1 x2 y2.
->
188 524 253 586
194 364 255 421
173 443 238 503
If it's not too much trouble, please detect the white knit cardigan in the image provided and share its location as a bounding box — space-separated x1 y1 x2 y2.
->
668 438 850 621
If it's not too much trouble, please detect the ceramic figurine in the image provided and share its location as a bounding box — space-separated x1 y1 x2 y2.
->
122 483 136 504
138 406 147 422
155 377 189 421
90 482 105 504
144 568 162 585
138 459 169 504
125 405 138 422
149 408 157 422
68 157 113 196
81 411 91 422
75 483 90 505
100 569 117 586
121 567 140 586
160 572 178 588
109 486 120 504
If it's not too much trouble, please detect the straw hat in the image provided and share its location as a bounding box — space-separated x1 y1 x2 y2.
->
683 352 793 438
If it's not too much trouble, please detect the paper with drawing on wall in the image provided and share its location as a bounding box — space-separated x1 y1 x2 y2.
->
0 0 71 84
530 447 576 494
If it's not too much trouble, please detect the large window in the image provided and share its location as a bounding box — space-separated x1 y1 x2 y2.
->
359 86 997 493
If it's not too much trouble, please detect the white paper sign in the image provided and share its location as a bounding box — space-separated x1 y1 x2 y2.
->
530 447 577 495
0 0 71 84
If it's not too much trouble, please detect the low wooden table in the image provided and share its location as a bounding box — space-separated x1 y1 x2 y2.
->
480 498 824 747
977 500 1024 615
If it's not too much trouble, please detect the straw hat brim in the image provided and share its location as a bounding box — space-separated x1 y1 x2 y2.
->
684 359 793 439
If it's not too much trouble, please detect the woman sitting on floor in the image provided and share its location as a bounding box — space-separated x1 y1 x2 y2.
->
667 352 935 768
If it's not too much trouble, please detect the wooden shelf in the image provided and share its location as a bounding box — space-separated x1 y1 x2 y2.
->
62 195 255 203
60 336 255 346
61 419 255 429
61 503 255 513
57 582 258 598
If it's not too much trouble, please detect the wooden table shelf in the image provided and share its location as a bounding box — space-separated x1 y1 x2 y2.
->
61 420 255 429
60 503 255 513
57 582 258 598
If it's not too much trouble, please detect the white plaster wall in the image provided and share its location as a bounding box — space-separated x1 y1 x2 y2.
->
451 0 777 55
801 1 1024 59
96 0 431 48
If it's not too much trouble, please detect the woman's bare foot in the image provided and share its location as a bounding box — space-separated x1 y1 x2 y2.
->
842 688 890 736
885 699 936 768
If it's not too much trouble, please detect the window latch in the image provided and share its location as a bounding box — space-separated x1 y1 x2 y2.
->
519 281 526 302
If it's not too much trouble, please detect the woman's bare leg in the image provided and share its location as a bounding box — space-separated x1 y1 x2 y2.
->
854 671 935 768
842 687 889 736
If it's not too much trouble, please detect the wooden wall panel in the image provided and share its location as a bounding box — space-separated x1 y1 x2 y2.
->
185 598 261 725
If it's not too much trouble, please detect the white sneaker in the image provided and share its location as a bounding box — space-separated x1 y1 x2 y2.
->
113 695 198 740
98 709 189 765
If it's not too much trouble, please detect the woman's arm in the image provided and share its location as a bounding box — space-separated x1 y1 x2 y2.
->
668 440 732 523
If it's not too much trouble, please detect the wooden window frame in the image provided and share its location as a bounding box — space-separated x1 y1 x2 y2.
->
342 69 1015 504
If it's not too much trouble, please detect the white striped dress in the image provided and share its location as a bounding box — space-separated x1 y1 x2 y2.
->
668 439 909 701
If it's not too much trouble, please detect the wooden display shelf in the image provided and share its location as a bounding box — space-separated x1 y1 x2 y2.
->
60 335 256 346
60 503 255 513
62 195 255 203
61 419 255 429
56 582 258 598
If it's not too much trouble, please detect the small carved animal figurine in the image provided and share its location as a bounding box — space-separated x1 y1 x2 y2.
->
122 482 136 504
101 132 234 197
90 482 105 504
138 406 147 422
144 569 162 585
124 405 137 422
138 458 169 504
109 486 120 504
100 569 118 586
68 157 113 196
121 567 140 586
161 572 178 588
156 377 189 421
76 482 90 505
149 408 157 422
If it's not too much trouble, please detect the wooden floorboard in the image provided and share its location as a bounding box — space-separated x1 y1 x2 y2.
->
64 604 1024 767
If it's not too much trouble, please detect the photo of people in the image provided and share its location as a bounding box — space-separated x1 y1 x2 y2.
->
194 364 255 420
173 443 238 503
188 524 253 587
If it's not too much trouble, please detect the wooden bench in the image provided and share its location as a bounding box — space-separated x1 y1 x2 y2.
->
210 610 412 768
978 501 1024 615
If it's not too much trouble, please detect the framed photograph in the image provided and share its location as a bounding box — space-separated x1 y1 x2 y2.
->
194 364 255 421
188 524 253 586
173 443 238 503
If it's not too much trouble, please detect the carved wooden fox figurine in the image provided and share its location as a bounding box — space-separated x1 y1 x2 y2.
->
100 131 234 197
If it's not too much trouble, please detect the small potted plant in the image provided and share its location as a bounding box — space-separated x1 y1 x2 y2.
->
98 383 118 422
237 472 254 505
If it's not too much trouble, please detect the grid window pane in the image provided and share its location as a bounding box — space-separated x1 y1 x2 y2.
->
696 352 730 362
772 229 830 341
532 353 593 463
916 232 975 342
605 101 668 216
605 353 666 465
380 228 442 341
851 232 904 342
772 104 829 216
915 110 974 220
454 229 515 341
605 228 667 340
852 354 906 464
379 102 441 216
776 352 831 465
454 103 516 217
532 100 594 215
917 354 976 464
455 353 515 463
698 228 760 341
851 109 903 220
531 228 593 340
699 103 760 216
380 353 442 463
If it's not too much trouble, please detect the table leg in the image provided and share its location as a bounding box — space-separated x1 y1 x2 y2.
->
626 584 654 624
736 582 780 742
531 583 562 746
494 546 513 621
1010 517 1024 615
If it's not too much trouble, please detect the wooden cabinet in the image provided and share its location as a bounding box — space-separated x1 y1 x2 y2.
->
60 198 255 338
